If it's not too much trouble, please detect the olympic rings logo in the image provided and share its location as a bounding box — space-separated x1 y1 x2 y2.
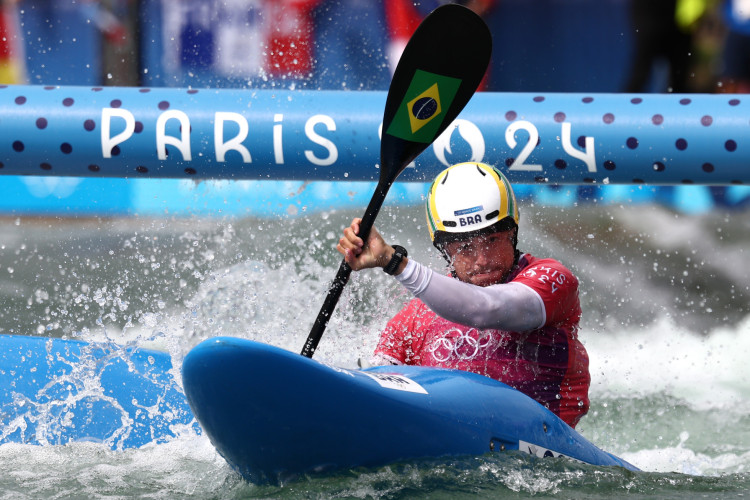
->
427 328 495 363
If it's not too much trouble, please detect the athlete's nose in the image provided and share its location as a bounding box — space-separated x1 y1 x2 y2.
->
473 249 490 268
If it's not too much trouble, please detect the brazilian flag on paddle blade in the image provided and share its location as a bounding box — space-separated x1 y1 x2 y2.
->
386 69 462 143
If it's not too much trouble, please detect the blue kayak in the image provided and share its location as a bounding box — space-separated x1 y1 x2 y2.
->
182 336 638 484
0 334 196 449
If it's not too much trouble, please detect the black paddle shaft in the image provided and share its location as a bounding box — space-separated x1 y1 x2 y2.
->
301 4 492 358
299 183 387 358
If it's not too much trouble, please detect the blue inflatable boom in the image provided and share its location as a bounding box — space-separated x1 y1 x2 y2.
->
0 85 748 185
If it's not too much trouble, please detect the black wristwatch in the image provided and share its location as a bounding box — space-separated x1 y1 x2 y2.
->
383 245 407 275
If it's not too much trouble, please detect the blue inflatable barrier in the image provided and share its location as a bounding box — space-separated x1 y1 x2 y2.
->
1 85 749 185
0 335 196 449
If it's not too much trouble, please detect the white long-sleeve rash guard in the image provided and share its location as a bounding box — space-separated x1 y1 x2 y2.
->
394 258 546 332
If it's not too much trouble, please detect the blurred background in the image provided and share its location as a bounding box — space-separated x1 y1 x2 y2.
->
2 0 741 92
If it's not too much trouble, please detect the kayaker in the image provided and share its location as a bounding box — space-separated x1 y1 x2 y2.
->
337 161 590 428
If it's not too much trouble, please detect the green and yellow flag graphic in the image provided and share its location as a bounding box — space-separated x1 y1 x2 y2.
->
386 69 462 143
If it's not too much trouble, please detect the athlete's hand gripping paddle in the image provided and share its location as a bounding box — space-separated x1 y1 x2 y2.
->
301 4 492 358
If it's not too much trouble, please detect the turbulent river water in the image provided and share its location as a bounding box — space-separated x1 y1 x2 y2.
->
0 188 749 499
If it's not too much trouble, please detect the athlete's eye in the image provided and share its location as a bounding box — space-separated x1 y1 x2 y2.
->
455 243 475 257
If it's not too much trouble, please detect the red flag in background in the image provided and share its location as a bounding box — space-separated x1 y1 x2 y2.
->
0 0 25 84
266 0 320 79
383 0 495 89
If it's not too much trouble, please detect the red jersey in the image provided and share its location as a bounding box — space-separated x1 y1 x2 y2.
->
374 254 590 428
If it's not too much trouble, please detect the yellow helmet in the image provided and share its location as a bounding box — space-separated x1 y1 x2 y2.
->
425 162 519 248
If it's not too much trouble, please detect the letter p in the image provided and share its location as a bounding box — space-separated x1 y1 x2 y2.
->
101 108 135 158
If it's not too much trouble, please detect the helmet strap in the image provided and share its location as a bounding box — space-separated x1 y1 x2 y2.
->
511 226 520 265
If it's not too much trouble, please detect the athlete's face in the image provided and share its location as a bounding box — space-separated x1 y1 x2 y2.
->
444 229 516 287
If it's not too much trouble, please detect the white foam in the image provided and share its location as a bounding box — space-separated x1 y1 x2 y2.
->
621 431 750 476
584 314 750 412
0 434 239 497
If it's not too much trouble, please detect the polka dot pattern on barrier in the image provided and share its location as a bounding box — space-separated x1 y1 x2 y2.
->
497 92 746 185
0 86 207 177
0 86 746 184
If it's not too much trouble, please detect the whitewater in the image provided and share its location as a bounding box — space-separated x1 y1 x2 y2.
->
0 192 748 498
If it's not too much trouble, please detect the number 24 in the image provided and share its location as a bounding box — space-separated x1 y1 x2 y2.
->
505 121 597 173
